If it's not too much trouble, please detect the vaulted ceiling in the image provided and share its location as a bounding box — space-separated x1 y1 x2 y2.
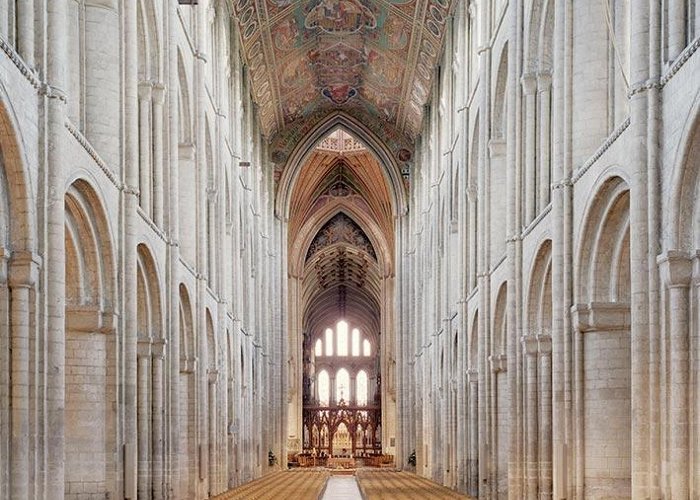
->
231 0 455 142
288 129 393 339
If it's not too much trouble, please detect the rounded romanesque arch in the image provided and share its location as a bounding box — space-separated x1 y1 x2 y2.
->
667 91 700 252
63 178 118 498
0 89 34 252
572 173 632 499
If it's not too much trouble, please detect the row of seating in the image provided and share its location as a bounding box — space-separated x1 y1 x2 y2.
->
210 470 329 500
356 470 472 499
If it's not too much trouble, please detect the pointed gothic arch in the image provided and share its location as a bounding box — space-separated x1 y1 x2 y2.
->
275 112 408 219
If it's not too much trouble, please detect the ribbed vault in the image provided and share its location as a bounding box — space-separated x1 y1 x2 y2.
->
288 128 393 348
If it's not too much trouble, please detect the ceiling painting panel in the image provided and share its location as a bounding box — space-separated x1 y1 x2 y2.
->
231 0 456 143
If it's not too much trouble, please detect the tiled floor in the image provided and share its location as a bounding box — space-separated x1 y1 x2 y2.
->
321 476 363 500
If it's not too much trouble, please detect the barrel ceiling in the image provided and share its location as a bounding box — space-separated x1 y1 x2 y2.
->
231 0 454 141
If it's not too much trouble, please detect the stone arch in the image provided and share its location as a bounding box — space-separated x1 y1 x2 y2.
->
137 0 162 81
575 174 631 303
136 244 163 340
178 283 196 497
469 310 479 369
179 284 195 370
491 281 509 497
492 43 509 140
572 173 632 498
668 90 700 251
64 178 116 318
275 111 408 219
524 0 554 73
206 308 217 370
492 282 508 355
526 239 552 333
0 90 34 252
63 178 118 498
291 203 392 277
178 49 193 144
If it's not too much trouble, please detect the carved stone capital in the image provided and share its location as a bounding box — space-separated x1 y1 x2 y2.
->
657 250 693 288
537 71 552 92
489 353 507 373
537 333 552 355
467 369 479 384
571 302 631 333
152 82 166 105
521 72 538 95
180 356 197 374
138 81 153 101
152 338 167 360
208 369 219 384
521 334 539 357
8 251 42 288
137 338 152 358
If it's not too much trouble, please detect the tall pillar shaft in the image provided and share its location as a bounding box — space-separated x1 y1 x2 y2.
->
537 73 552 212
46 0 69 494
16 0 33 66
522 335 538 500
9 281 30 498
138 82 153 218
522 74 537 225
208 371 219 496
0 0 9 40
7 253 39 497
537 334 552 500
152 84 166 227
668 0 687 60
658 251 693 498
468 370 479 497
137 347 151 500
123 1 140 496
152 343 165 500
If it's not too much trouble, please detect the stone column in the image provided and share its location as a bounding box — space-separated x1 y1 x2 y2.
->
166 0 181 492
208 370 219 496
138 82 153 218
0 0 9 41
16 0 33 66
668 0 687 60
629 3 652 495
152 339 166 500
0 249 9 500
537 72 552 212
124 1 140 496
8 252 40 498
138 340 152 500
522 334 538 500
522 73 537 224
658 251 693 498
46 0 69 494
467 369 479 497
537 333 552 500
550 0 573 496
152 83 166 228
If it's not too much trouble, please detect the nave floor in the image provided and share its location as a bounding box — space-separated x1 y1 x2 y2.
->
212 469 472 499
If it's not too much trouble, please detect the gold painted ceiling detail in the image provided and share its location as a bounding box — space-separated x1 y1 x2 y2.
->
232 0 454 139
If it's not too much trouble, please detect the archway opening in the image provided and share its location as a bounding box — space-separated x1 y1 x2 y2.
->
285 126 397 463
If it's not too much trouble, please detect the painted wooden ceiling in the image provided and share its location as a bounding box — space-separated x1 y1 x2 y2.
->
231 0 454 141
